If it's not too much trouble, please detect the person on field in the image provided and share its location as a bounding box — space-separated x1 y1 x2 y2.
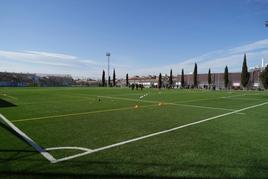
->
140 84 144 90
131 83 135 90
135 84 139 90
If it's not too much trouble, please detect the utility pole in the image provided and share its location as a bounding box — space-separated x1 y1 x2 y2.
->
106 52 111 87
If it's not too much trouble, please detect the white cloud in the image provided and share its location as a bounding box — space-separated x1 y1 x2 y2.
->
24 51 77 60
0 50 78 66
130 38 268 76
228 39 268 54
1 38 268 79
0 50 132 78
0 50 103 68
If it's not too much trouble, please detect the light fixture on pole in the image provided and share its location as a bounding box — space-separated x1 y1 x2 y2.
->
106 52 111 87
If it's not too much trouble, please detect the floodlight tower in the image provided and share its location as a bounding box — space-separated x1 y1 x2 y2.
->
106 52 111 87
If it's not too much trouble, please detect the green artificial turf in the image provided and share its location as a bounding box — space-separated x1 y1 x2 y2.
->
0 87 268 178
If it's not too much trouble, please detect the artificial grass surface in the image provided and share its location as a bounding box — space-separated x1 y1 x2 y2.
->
0 87 268 178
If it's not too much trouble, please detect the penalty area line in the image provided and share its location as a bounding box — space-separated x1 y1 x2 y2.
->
52 101 268 164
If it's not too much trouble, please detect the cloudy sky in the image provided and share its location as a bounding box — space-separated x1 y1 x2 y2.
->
0 0 268 79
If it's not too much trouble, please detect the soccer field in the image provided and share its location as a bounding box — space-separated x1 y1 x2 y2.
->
1 87 268 178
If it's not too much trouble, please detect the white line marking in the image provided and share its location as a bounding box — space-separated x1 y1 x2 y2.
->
174 103 245 115
220 93 262 99
139 93 148 99
46 146 93 152
165 102 244 113
0 94 18 100
220 94 246 99
0 114 56 163
52 101 268 164
175 97 219 104
225 97 264 101
99 95 244 114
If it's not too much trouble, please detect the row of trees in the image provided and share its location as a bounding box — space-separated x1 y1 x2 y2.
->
101 69 117 87
157 53 254 89
261 65 268 89
101 53 268 89
101 68 131 87
156 54 267 89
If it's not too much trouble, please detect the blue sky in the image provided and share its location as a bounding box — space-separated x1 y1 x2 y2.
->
0 0 268 78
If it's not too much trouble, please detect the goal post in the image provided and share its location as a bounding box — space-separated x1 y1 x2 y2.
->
0 113 56 163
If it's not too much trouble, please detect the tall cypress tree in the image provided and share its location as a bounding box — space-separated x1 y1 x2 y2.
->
208 68 212 86
102 70 105 87
108 76 111 87
158 73 162 89
241 54 250 88
193 63 198 88
126 73 129 86
112 69 116 87
169 69 173 87
260 65 268 89
181 69 185 88
224 66 229 89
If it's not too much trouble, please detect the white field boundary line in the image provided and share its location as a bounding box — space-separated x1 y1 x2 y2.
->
220 93 262 99
172 93 264 104
0 114 56 163
220 94 247 98
165 102 245 115
98 95 245 114
0 93 18 100
46 146 92 152
99 95 219 104
50 101 268 164
174 97 221 104
224 97 265 101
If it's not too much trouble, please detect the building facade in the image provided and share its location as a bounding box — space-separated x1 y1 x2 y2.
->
123 67 264 89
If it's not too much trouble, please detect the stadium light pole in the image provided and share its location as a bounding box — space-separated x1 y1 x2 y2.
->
106 52 111 87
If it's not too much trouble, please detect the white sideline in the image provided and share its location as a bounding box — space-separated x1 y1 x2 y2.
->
46 146 92 152
0 114 56 163
225 97 263 101
1 94 18 100
220 93 261 99
99 95 243 113
165 102 245 114
51 101 268 164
